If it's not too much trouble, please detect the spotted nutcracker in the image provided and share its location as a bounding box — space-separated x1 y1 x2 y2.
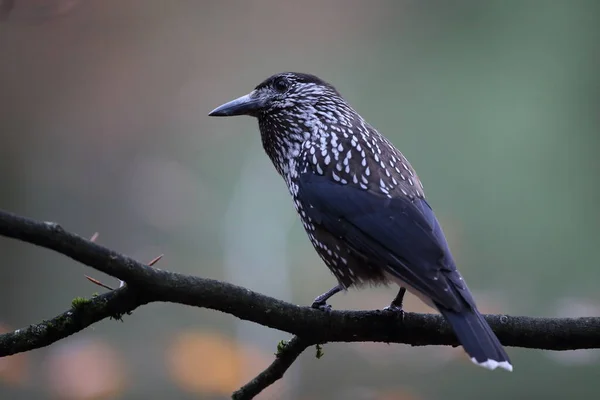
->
209 72 512 371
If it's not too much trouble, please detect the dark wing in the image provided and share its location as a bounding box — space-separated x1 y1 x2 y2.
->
297 169 475 312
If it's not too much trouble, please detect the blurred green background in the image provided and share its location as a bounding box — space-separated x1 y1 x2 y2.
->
1 1 599 399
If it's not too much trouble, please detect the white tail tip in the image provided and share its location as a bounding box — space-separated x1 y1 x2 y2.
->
471 357 513 372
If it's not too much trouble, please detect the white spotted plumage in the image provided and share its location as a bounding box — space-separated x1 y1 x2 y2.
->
210 71 513 373
248 73 428 288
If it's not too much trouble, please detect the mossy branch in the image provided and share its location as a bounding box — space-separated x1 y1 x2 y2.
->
1 209 600 399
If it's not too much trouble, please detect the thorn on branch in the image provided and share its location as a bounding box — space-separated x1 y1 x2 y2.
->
85 275 115 291
85 254 164 291
147 254 164 267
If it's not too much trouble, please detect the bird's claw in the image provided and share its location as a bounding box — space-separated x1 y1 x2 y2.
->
383 304 405 320
311 301 333 312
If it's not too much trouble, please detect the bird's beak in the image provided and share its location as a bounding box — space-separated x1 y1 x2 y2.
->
208 91 264 117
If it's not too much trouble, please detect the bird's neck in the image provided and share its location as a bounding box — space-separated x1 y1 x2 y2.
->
258 114 327 182
263 135 308 188
257 103 362 186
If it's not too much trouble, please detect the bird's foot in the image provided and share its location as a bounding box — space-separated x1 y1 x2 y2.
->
382 304 405 321
383 304 404 313
310 285 343 312
311 300 333 312
383 287 406 320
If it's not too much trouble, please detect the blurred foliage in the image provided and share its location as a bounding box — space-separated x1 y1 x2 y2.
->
1 0 599 399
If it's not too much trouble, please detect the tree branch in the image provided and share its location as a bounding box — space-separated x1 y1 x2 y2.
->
0 286 147 356
232 336 314 400
1 209 600 399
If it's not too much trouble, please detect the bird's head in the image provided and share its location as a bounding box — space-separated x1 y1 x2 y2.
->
209 72 359 177
208 72 342 120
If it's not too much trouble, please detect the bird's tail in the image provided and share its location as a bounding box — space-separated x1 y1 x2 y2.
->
438 307 513 371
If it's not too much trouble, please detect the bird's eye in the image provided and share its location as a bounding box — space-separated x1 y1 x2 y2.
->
273 78 289 93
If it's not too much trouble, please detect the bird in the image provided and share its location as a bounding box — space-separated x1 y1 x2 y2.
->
208 72 512 372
